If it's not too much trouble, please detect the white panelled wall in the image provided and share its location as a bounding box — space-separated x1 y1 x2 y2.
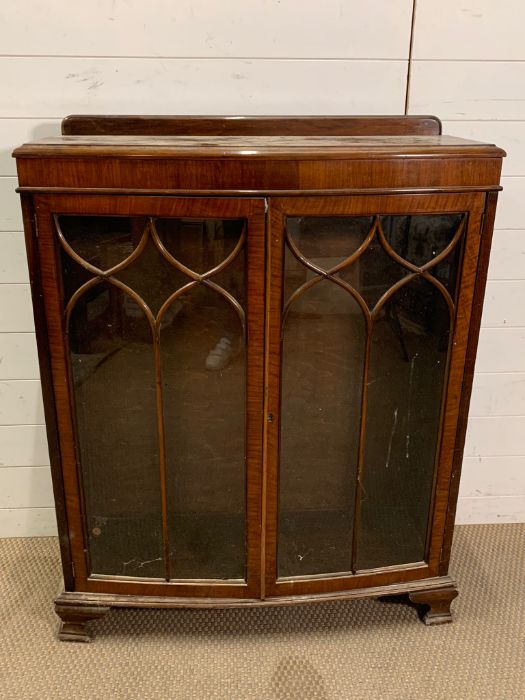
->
0 1 523 535
409 0 525 524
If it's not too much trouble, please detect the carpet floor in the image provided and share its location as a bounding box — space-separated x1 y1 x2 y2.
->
0 524 524 699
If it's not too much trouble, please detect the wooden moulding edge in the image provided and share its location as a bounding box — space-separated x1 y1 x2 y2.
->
55 575 456 610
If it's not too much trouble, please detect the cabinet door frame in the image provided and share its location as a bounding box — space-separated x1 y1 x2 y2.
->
264 192 486 598
32 193 266 599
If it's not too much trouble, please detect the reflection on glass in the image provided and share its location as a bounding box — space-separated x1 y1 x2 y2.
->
278 224 366 577
163 285 246 580
160 218 247 580
115 236 187 316
58 215 145 305
58 215 146 270
338 234 404 309
380 214 463 268
156 217 241 275
356 280 454 569
68 283 163 577
286 216 373 267
279 213 463 577
59 215 247 580
355 215 462 569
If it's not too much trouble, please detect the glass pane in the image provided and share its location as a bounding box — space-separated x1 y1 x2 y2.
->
432 247 462 295
278 224 366 577
163 271 246 580
278 212 463 577
286 216 373 267
67 282 163 577
380 214 463 268
60 249 92 304
356 215 462 570
115 236 187 316
156 217 241 274
338 235 405 310
58 215 146 271
59 213 247 581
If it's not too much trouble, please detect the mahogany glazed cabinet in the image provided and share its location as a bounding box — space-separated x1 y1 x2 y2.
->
13 115 505 641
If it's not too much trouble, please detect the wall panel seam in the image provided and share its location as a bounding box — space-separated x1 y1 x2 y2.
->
458 495 525 500
411 58 525 64
0 506 55 510
0 465 51 469
404 0 417 114
0 55 409 61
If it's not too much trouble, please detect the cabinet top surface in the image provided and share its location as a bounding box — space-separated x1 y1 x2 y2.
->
13 134 505 160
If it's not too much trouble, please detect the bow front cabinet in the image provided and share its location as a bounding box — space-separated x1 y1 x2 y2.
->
13 116 504 641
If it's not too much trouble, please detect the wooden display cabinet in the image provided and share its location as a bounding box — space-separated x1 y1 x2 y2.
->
13 115 504 641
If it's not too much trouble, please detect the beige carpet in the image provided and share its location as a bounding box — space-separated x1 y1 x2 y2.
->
0 524 524 699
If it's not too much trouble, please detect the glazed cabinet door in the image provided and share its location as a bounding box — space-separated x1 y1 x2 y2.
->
264 193 486 597
33 195 265 599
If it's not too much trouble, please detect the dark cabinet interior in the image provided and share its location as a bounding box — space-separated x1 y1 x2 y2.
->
60 213 250 581
13 115 504 641
278 212 463 577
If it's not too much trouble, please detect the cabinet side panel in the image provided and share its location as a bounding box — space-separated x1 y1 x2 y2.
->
439 191 498 574
32 197 91 585
20 194 74 589
21 194 74 591
426 198 487 571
